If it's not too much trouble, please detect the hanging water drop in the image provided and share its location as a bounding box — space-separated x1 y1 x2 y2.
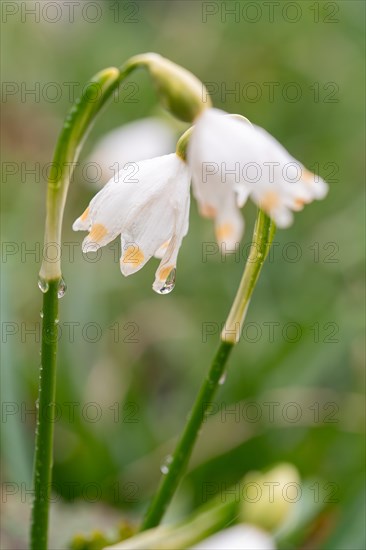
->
219 372 227 386
40 311 44 319
38 276 49 294
154 268 176 295
160 454 173 475
57 277 67 298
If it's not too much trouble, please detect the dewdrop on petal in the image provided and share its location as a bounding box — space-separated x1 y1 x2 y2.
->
73 153 191 294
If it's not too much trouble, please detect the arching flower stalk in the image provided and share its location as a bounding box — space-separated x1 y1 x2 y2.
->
72 111 327 300
139 112 327 529
32 50 328 549
69 107 327 533
188 107 327 343
31 54 210 550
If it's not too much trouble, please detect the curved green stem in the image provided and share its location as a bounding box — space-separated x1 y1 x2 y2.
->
39 54 210 283
32 67 123 550
141 341 233 531
30 280 59 550
32 62 139 550
32 54 211 549
141 210 275 531
222 209 276 343
39 66 125 282
113 498 237 550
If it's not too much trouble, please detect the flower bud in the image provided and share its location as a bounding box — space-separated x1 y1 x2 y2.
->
128 53 211 122
240 463 300 531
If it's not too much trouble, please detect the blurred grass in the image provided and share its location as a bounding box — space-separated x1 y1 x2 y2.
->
1 1 365 548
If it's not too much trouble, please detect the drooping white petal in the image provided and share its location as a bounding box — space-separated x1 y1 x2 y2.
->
72 206 92 231
188 109 252 244
120 238 152 276
235 184 251 209
214 189 244 247
189 108 328 231
119 195 176 277
249 183 294 228
74 172 133 252
299 167 328 200
232 124 329 214
119 154 190 278
188 108 252 199
73 153 191 291
153 190 190 294
190 525 276 550
154 238 172 259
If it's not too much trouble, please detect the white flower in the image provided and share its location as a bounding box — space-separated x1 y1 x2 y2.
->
188 108 328 235
188 110 247 246
86 117 176 187
73 153 190 294
190 524 276 550
73 110 328 293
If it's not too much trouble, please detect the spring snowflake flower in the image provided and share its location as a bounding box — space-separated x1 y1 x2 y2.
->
73 109 328 294
190 524 275 550
188 108 328 239
73 153 190 294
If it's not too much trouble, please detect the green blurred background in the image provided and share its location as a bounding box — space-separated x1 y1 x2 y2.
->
1 1 365 548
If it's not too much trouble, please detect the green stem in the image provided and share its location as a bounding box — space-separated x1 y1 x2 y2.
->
39 66 125 282
116 499 237 550
141 341 233 531
222 209 275 343
33 67 122 550
140 210 275 531
33 54 210 549
30 279 59 550
33 63 134 550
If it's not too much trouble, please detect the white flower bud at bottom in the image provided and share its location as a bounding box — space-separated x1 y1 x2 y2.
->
190 524 275 550
241 463 300 532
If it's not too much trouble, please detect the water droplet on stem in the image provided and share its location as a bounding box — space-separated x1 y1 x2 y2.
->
160 454 173 475
57 277 67 298
38 276 49 294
